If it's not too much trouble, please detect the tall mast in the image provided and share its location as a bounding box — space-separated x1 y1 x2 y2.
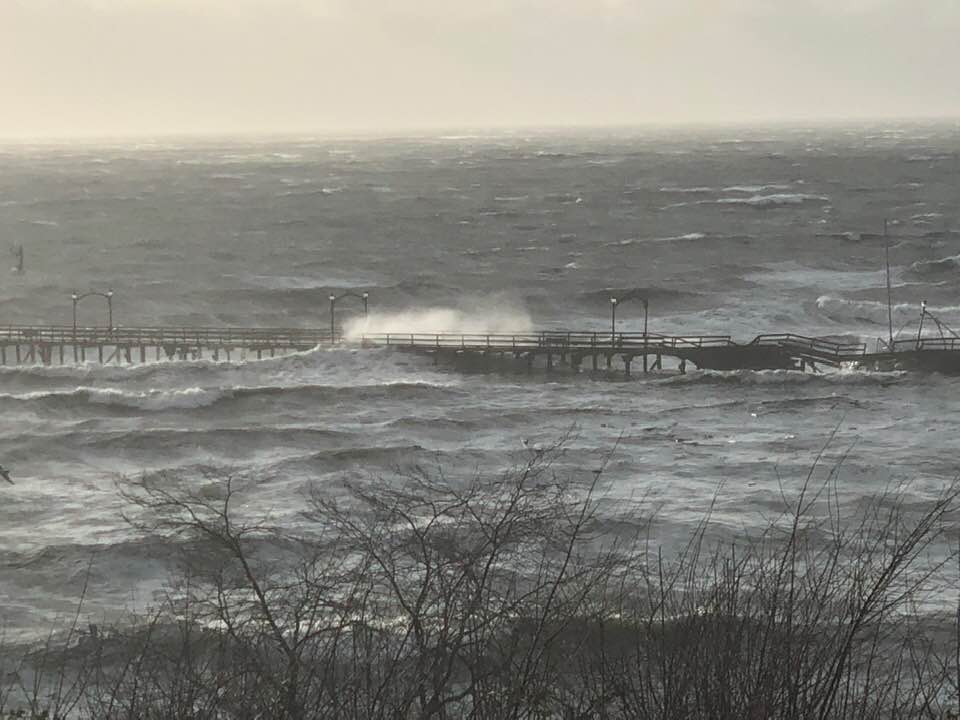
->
885 219 894 350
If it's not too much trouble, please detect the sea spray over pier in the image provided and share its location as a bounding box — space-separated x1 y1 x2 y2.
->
345 304 535 340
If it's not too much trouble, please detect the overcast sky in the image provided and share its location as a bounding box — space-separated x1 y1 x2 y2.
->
2 0 959 138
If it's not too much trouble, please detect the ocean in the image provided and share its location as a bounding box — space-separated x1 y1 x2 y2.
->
1 123 959 640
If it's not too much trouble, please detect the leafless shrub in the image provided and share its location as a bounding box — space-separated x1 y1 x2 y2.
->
5 439 960 719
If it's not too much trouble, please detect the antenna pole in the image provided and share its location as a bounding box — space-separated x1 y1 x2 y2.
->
885 219 894 350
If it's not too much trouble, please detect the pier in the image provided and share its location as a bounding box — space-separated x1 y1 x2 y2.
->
0 326 336 365
359 332 960 374
358 332 871 375
0 325 957 374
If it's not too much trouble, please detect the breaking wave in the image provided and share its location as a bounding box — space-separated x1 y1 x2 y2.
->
906 254 960 278
665 193 829 210
815 295 945 326
659 368 906 387
0 381 463 412
721 184 793 193
661 232 706 242
659 184 795 195
3 386 223 411
0 344 417 383
659 186 715 193
716 193 829 208
611 233 706 245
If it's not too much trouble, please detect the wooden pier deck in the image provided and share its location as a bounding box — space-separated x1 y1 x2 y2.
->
0 326 336 365
0 325 956 374
359 332 871 375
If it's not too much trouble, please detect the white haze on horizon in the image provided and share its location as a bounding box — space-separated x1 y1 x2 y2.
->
2 0 960 138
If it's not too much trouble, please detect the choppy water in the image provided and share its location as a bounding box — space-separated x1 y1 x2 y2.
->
1 123 960 639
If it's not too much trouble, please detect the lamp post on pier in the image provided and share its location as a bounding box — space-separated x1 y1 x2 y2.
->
329 291 369 343
610 295 649 344
610 297 618 346
916 300 928 348
72 289 114 338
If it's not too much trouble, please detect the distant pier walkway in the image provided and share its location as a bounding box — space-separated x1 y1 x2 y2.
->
0 326 335 365
1 326 957 374
360 332 872 375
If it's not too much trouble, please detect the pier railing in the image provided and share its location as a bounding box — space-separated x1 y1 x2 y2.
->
752 334 867 360
0 324 932 371
360 332 736 351
892 337 960 352
0 326 869 358
0 325 339 346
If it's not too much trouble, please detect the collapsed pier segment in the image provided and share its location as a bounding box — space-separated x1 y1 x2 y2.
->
359 332 871 375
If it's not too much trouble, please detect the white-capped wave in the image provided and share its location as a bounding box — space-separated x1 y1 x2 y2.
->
749 265 885 291
664 193 828 210
816 295 960 326
87 386 222 410
2 386 225 410
609 233 706 246
0 344 437 396
907 254 960 276
659 186 715 193
661 368 906 387
721 184 792 193
716 193 829 208
0 371 463 411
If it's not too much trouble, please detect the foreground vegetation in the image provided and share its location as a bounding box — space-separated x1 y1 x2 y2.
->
3 440 960 719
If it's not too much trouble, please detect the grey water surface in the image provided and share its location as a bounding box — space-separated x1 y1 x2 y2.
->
1 123 959 638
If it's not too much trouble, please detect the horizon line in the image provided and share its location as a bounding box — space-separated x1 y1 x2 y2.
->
2 114 959 145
